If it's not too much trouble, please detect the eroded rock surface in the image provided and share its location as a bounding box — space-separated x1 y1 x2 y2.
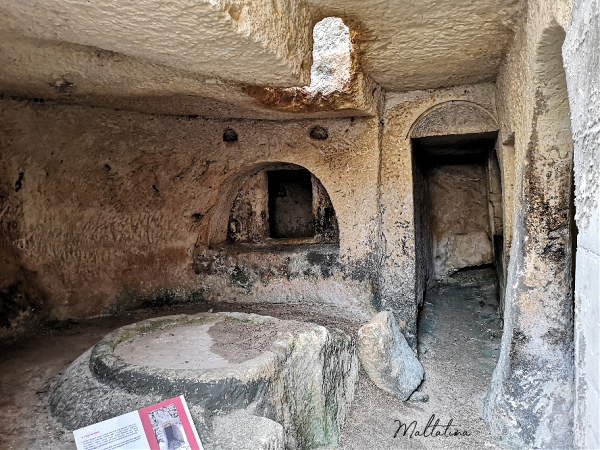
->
202 409 285 450
357 311 424 400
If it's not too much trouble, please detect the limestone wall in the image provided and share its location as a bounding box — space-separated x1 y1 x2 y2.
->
483 0 577 447
429 164 493 279
564 0 600 447
1 82 503 333
0 98 380 322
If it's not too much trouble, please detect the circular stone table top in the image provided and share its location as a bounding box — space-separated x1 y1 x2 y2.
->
114 322 233 370
113 317 294 370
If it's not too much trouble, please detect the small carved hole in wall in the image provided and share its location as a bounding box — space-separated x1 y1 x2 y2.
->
223 129 238 142
15 172 24 192
310 126 328 140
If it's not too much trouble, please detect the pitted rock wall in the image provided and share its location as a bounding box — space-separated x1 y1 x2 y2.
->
0 98 380 322
429 164 493 279
484 0 577 448
564 0 600 447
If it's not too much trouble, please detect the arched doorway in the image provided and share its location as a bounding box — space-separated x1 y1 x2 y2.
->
409 101 501 310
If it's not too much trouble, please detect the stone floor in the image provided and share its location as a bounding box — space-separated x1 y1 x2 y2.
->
0 268 503 449
338 267 503 449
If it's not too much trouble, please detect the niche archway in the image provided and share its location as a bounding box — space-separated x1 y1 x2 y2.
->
208 162 339 246
408 100 499 139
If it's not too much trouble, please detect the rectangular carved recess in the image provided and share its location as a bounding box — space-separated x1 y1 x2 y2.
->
268 169 315 239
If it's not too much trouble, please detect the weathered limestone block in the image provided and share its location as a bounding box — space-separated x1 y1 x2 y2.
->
49 312 358 449
202 410 285 450
357 311 424 400
268 324 359 448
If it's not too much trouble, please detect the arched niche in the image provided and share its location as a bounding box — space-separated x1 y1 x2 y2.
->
208 162 339 246
408 100 499 139
484 24 576 448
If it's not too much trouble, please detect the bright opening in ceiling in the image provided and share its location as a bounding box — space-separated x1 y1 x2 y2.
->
306 17 352 95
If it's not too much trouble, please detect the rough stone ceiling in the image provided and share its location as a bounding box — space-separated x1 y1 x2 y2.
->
310 0 520 91
0 0 520 118
0 0 313 86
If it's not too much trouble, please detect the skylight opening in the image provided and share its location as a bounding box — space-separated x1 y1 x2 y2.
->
306 17 352 95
